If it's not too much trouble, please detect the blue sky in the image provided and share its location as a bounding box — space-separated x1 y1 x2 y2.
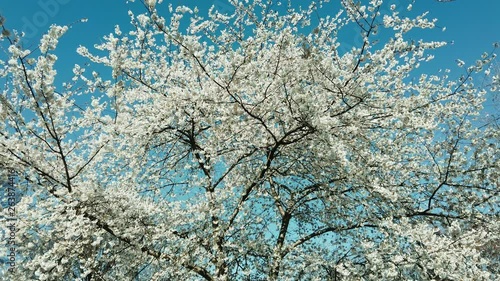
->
1 0 498 60
1 0 499 111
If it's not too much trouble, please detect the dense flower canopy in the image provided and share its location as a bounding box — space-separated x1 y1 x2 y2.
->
0 0 498 280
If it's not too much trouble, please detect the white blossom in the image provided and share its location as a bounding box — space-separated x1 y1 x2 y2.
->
0 1 498 280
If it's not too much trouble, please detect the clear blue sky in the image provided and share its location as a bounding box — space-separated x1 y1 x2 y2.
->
1 0 499 111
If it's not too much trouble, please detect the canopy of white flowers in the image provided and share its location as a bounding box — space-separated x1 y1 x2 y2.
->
0 0 498 280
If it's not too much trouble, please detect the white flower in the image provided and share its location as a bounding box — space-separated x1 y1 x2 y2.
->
492 74 499 85
145 0 156 9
